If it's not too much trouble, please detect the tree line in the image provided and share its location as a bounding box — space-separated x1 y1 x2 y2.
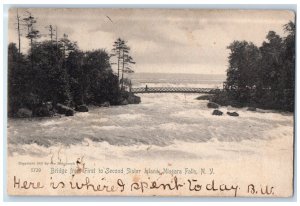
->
8 11 136 117
217 21 295 112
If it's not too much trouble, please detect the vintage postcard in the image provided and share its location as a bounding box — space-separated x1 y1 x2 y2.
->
7 8 295 197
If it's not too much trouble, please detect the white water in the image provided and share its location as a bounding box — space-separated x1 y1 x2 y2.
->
7 73 293 162
8 93 293 161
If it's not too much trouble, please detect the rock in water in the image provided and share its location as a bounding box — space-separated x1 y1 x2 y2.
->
34 106 52 117
227 111 239 117
133 95 141 104
56 103 75 116
230 101 243 108
247 107 256 111
33 102 53 117
196 95 212 101
127 93 141 104
207 102 219 109
16 108 32 118
212 109 223 116
75 105 89 112
121 99 129 105
101 101 110 107
65 109 74 116
120 91 141 105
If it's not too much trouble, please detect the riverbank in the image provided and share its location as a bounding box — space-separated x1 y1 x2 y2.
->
201 90 294 112
11 91 141 118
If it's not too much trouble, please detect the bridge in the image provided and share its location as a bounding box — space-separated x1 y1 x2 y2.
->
131 87 221 94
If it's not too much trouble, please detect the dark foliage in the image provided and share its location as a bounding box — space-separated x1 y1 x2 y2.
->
9 13 138 118
8 39 122 117
221 21 295 112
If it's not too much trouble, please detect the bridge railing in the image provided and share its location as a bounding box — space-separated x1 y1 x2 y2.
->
131 87 221 94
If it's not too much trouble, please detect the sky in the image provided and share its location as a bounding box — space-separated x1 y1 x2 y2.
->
8 8 295 75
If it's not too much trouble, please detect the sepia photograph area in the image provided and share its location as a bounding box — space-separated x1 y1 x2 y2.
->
6 8 295 196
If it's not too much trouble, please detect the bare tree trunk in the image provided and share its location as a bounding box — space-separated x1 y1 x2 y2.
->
121 49 125 90
17 9 21 56
49 25 54 43
30 38 33 70
55 26 58 51
117 46 120 80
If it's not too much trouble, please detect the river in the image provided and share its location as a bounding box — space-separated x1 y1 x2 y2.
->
7 73 294 196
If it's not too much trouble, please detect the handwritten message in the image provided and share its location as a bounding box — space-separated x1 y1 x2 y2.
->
13 175 276 197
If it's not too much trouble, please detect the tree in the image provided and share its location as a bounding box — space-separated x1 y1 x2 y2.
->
16 9 21 55
82 49 120 104
111 38 125 79
111 38 135 90
121 44 135 89
47 24 56 43
8 13 127 117
258 31 286 109
281 21 295 111
260 31 284 90
223 21 295 111
66 49 85 105
226 41 260 102
59 33 78 59
8 43 26 114
30 40 72 106
23 12 40 70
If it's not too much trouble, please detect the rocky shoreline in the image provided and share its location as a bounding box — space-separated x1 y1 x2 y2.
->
13 92 141 118
197 94 257 117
